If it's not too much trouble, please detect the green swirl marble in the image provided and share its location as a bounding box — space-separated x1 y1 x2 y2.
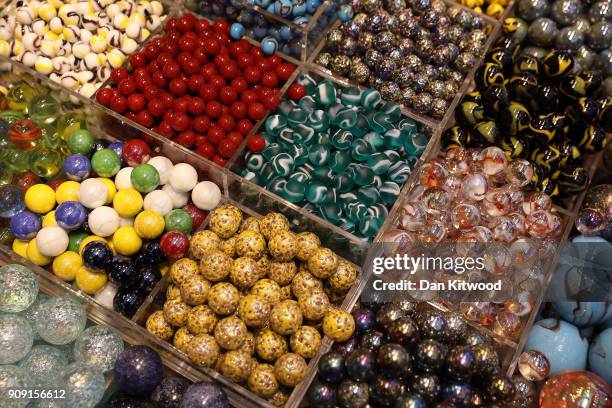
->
267 177 287 195
330 150 351 173
383 128 405 149
333 172 355 193
332 106 358 130
357 186 380 206
262 143 283 161
351 139 373 162
380 181 401 205
265 114 287 136
388 161 411 184
360 88 382 110
331 129 353 150
308 144 330 166
340 87 362 106
271 152 295 176
246 154 265 171
314 80 337 106
298 96 317 113
305 181 329 204
363 131 385 150
287 108 308 128
309 110 330 132
282 179 306 203
293 124 315 144
320 203 342 223
367 153 392 175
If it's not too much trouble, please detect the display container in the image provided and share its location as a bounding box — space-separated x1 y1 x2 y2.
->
186 0 339 63
308 0 502 127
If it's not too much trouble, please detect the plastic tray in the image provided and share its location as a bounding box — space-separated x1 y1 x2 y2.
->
0 247 196 405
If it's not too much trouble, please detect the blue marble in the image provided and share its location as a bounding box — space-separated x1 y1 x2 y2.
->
589 328 612 384
524 318 588 375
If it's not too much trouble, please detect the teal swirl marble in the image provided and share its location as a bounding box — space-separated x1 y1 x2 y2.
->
308 144 330 166
367 153 392 175
267 177 287 195
289 171 310 183
360 88 382 110
324 187 337 205
246 154 265 172
327 103 343 124
265 114 287 136
388 162 411 184
367 111 394 133
340 87 362 106
405 132 429 156
282 179 306 203
298 96 317 113
262 143 283 161
305 182 329 204
363 132 385 150
311 166 334 184
314 80 337 106
308 110 330 132
351 139 373 162
278 100 297 116
371 175 383 189
352 113 370 137
380 181 401 205
287 108 308 127
353 165 375 186
368 203 389 218
333 172 355 193
383 129 404 149
357 186 380 206
271 153 295 176
278 128 295 145
332 107 358 130
297 74 317 94
345 201 368 223
331 130 353 150
398 118 417 134
359 215 382 237
313 131 331 146
320 203 342 223
330 150 351 173
383 150 401 163
288 144 308 166
378 101 402 122
293 124 315 144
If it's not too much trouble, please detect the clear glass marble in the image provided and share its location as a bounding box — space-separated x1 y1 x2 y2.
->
34 296 87 345
0 313 34 364
0 365 31 408
19 293 50 340
0 264 38 313
18 345 69 387
74 325 124 372
58 364 105 408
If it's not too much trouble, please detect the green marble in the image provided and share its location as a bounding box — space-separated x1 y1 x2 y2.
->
388 161 411 184
363 132 385 150
360 88 382 110
367 153 392 175
293 124 315 144
267 177 287 195
359 215 382 237
287 108 308 127
299 96 317 113
333 172 355 193
332 106 358 130
320 203 342 223
378 101 402 122
330 150 351 173
353 165 375 186
308 110 330 132
282 179 306 203
383 128 405 149
308 144 330 166
357 186 380 206
405 132 428 156
380 181 401 205
305 181 329 204
246 154 265 171
331 129 353 150
350 139 373 162
262 143 283 161
265 114 287 136
340 87 362 106
271 153 294 176
314 80 337 106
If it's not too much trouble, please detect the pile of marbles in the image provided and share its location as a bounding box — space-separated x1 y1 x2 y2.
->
315 0 489 119
456 0 509 20
4 131 222 318
146 204 357 405
0 262 125 408
240 74 430 239
442 25 609 199
0 0 166 97
381 146 563 337
518 301 612 406
308 302 532 407
512 0 612 81
106 345 230 408
187 0 337 60
0 84 71 183
96 14 297 167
